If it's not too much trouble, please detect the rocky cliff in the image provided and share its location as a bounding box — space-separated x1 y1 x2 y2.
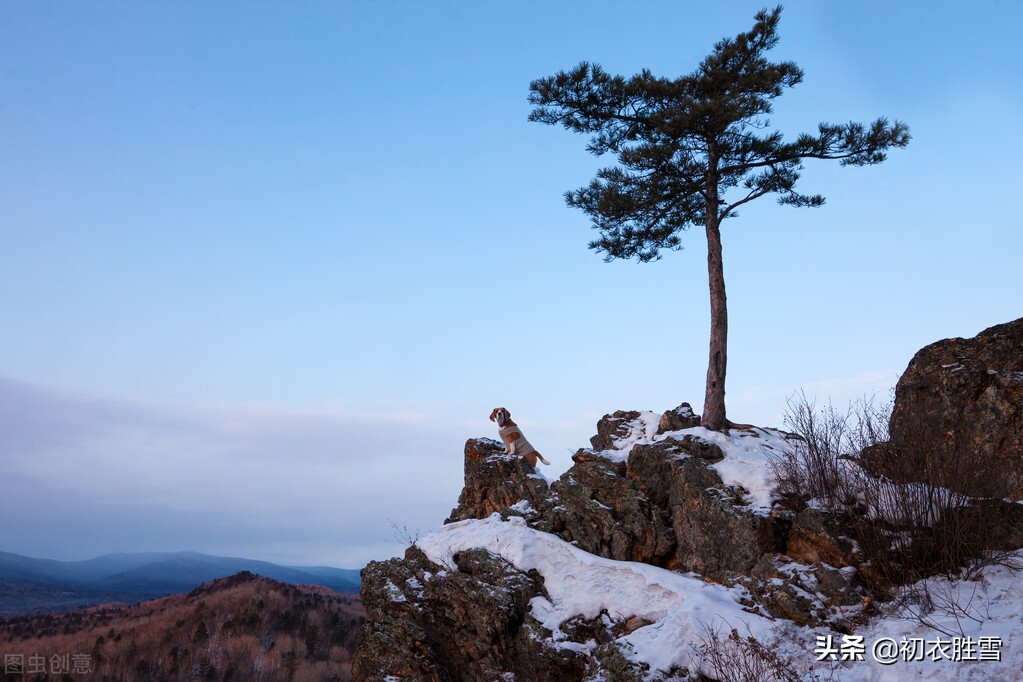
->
353 408 863 680
887 317 1023 498
352 321 1023 681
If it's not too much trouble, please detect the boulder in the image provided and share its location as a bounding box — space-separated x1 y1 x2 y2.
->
589 410 647 451
353 546 583 681
628 436 781 579
669 458 779 579
670 434 725 462
888 318 1023 498
656 402 702 434
354 545 663 681
446 438 551 523
735 556 863 628
547 458 675 565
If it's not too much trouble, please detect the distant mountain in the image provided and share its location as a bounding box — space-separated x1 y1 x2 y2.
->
0 571 364 681
0 550 361 616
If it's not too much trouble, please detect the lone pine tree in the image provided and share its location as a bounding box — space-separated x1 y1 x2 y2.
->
529 6 909 431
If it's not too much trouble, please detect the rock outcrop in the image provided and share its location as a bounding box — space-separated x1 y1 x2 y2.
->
444 414 791 579
354 321 1023 680
628 441 783 578
355 533 687 681
446 438 551 523
656 402 702 434
548 455 676 566
354 547 579 681
354 408 858 680
588 409 649 451
888 317 1023 498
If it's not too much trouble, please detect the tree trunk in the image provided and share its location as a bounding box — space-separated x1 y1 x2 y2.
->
702 216 728 431
702 142 728 431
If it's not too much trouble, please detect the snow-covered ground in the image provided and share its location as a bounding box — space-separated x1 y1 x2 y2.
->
415 416 1023 681
418 514 1023 681
418 514 785 674
592 409 797 512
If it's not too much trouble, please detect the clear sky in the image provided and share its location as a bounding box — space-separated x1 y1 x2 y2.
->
2 1 1020 569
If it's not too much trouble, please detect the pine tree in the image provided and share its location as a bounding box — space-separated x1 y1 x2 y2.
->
529 6 910 431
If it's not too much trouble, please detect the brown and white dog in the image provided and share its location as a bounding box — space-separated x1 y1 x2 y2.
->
489 407 550 467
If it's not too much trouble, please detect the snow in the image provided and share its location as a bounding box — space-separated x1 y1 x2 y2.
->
588 409 796 513
834 561 1023 681
680 426 794 512
592 411 662 462
417 513 779 675
508 499 538 515
528 471 552 486
383 578 407 603
405 576 425 598
415 408 1023 681
417 514 1023 680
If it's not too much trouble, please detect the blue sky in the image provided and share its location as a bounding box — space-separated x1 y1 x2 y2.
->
1 1 1020 569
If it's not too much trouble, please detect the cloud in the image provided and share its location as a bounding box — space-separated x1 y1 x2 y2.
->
723 370 901 430
0 376 464 567
798 370 899 403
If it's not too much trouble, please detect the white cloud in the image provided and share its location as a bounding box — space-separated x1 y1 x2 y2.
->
0 376 463 567
800 370 899 400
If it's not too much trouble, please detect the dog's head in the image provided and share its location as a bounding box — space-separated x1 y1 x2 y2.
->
489 407 510 427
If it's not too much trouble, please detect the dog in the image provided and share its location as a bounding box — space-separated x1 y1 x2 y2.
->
489 407 550 467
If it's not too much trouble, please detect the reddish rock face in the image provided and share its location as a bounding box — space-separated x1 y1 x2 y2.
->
888 318 1023 499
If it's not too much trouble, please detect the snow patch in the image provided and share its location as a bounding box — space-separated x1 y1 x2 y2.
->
585 412 795 514
509 499 537 515
416 514 1023 681
383 578 407 603
671 426 794 512
417 514 785 676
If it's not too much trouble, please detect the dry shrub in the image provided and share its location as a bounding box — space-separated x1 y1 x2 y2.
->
772 391 1022 600
771 391 882 509
693 622 827 682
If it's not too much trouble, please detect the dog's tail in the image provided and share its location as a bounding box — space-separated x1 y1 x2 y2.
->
535 453 550 466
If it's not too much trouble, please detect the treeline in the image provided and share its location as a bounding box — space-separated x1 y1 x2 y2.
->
0 571 364 681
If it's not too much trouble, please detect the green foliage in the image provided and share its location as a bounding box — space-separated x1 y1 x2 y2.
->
528 5 910 263
531 5 909 430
